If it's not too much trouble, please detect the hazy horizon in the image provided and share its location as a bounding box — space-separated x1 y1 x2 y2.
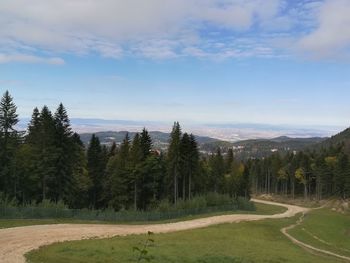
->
17 116 346 141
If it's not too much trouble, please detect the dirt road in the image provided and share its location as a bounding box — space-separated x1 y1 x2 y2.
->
0 199 308 263
281 212 350 261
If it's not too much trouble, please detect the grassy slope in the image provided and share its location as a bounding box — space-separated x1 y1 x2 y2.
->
288 208 350 258
0 202 286 229
26 215 338 263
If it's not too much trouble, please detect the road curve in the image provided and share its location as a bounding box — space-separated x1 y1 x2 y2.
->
0 199 309 263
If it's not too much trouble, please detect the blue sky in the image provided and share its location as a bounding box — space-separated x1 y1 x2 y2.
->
0 0 350 127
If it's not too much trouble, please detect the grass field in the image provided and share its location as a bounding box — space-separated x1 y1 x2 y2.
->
26 214 339 263
288 208 350 258
0 202 286 229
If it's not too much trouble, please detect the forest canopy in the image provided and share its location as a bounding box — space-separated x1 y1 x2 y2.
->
0 91 349 212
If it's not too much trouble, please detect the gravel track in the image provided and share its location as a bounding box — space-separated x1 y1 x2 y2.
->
0 199 309 263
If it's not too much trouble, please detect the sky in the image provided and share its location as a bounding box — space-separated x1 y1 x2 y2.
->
0 0 350 129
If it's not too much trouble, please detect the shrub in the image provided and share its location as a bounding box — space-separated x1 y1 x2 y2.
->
205 192 232 207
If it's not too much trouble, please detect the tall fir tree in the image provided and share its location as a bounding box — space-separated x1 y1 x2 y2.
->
107 133 131 210
54 103 74 202
130 133 143 210
87 134 106 209
188 134 199 199
167 122 182 205
180 132 191 199
37 106 58 201
140 128 152 160
0 90 19 198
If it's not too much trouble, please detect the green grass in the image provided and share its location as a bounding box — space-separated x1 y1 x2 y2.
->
26 215 338 263
0 202 286 229
288 208 350 258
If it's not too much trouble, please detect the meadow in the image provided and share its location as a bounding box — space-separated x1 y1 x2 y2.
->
25 204 349 263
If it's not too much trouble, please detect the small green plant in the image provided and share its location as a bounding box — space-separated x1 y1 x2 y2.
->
133 231 155 262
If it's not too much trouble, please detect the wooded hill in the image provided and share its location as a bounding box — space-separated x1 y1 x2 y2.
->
81 131 326 160
0 90 349 213
202 136 325 159
79 131 218 151
0 91 250 210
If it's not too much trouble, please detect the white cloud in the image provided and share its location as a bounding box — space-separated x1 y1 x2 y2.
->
0 53 65 65
298 0 350 59
1 0 347 61
0 0 288 61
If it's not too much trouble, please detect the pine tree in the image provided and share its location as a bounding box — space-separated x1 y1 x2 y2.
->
209 148 225 193
188 134 199 199
180 133 191 199
130 133 143 210
66 133 90 208
225 148 234 173
54 103 74 202
0 90 19 137
140 128 152 160
167 122 182 205
335 153 349 199
37 106 58 201
109 141 117 157
137 154 163 210
87 134 105 208
0 90 19 198
26 107 40 144
107 133 131 210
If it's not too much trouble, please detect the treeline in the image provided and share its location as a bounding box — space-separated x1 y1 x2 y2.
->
247 145 350 199
0 91 250 210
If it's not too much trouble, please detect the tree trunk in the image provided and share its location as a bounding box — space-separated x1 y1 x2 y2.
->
188 172 191 200
174 168 177 205
42 177 46 201
134 181 137 211
182 175 186 200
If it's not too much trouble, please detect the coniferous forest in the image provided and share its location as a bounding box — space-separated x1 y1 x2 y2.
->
0 91 349 212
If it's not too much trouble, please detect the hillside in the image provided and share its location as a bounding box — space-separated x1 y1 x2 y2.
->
311 127 350 153
80 131 326 158
79 131 219 151
201 136 326 159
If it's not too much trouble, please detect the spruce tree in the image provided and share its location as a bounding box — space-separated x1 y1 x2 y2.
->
335 153 349 198
109 141 117 157
87 134 105 208
225 149 234 173
37 106 57 201
66 133 90 208
107 133 131 210
167 122 182 205
180 132 191 199
209 148 225 193
140 128 152 160
0 90 19 198
188 134 199 199
0 90 19 137
26 107 40 144
54 103 74 202
130 133 143 210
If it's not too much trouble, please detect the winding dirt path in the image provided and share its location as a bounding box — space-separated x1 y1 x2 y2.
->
281 212 350 262
0 199 308 263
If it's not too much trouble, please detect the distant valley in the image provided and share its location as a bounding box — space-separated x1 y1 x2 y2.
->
80 131 327 159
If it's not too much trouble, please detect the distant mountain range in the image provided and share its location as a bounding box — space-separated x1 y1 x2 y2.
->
18 117 346 158
80 131 328 159
79 131 219 151
18 117 343 141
